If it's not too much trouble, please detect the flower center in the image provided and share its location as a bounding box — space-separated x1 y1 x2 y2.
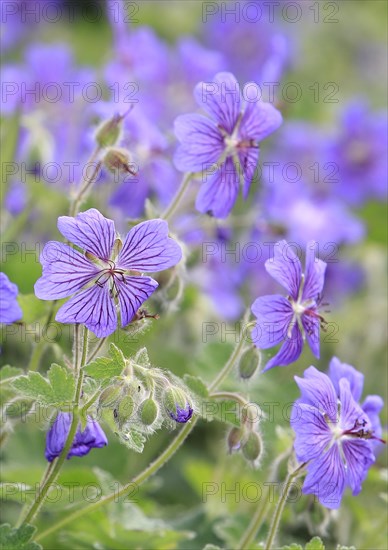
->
95 261 126 297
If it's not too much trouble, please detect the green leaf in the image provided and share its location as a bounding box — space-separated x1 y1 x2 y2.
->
11 364 75 407
281 545 303 550
120 428 146 453
83 344 126 381
133 347 151 368
0 523 42 550
17 294 50 324
47 364 75 404
0 366 23 383
183 374 209 398
305 537 325 550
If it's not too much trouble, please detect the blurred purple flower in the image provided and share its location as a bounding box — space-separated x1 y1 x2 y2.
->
251 240 327 371
174 72 282 218
0 273 22 324
177 37 227 85
45 412 108 462
202 1 290 85
34 209 182 337
4 182 27 216
291 364 384 508
327 101 388 205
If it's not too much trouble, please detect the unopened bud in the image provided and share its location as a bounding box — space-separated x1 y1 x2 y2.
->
139 398 158 426
164 386 193 423
95 114 123 148
227 426 245 453
238 347 261 380
103 147 137 175
116 395 135 427
99 386 122 408
241 431 262 463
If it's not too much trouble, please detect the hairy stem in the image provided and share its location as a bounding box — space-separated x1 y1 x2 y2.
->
19 329 89 526
69 147 102 218
35 316 250 541
264 462 307 550
237 449 293 550
161 172 193 221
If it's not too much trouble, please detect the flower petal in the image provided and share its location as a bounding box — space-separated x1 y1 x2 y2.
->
241 89 283 141
302 444 346 509
68 417 108 458
115 275 158 327
339 378 370 431
0 272 22 323
342 438 374 496
195 157 239 218
45 412 72 462
173 114 224 172
57 208 115 261
265 240 302 299
56 284 117 338
118 219 182 272
237 147 259 199
328 356 364 402
34 242 99 300
302 241 326 300
301 313 320 358
294 366 338 422
262 322 304 371
291 402 332 462
194 72 241 134
251 294 293 349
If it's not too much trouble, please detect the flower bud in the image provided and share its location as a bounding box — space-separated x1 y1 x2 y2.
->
139 397 158 426
241 431 262 463
238 347 261 380
98 386 122 408
163 386 193 423
227 426 245 453
103 147 137 175
116 395 135 427
95 113 123 148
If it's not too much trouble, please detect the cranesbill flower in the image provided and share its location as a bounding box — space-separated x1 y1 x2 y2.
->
328 357 384 451
174 72 282 218
34 209 182 337
0 273 22 324
45 412 108 462
291 365 384 509
251 240 327 371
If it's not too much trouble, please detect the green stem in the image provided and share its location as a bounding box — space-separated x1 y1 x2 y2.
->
35 317 249 542
161 172 193 222
19 329 89 527
69 147 102 218
264 462 307 550
208 310 252 392
237 449 292 550
210 391 249 410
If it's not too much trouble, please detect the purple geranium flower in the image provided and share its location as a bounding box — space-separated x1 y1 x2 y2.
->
34 209 182 337
169 403 193 424
0 273 22 324
174 72 282 218
291 364 384 509
251 240 327 371
45 412 108 462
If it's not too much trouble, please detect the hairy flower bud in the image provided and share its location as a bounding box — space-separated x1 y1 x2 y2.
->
163 386 193 423
241 431 262 463
98 386 122 408
238 347 261 380
115 395 135 427
95 113 123 148
103 147 137 175
139 397 158 426
227 426 246 453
